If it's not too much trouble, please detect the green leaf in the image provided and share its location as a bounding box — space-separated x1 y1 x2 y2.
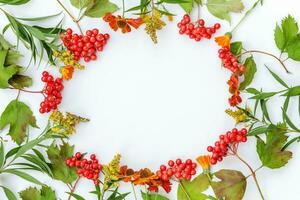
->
71 0 118 18
281 15 299 44
265 65 289 88
230 41 243 56
4 169 44 185
179 0 193 14
0 0 30 5
19 186 56 200
248 125 269 136
16 12 62 22
239 57 257 90
0 186 17 200
256 125 292 169
274 25 285 51
282 109 300 132
286 37 300 61
250 92 278 100
0 100 38 145
9 74 33 89
0 142 4 168
47 142 78 183
141 192 169 200
66 192 86 200
282 86 300 96
0 50 19 89
211 169 246 200
177 173 209 200
245 88 259 94
206 0 244 22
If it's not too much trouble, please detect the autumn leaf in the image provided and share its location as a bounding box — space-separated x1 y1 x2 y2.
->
211 169 246 200
46 142 78 183
9 74 33 89
206 0 244 22
0 50 19 89
256 124 292 169
0 100 38 145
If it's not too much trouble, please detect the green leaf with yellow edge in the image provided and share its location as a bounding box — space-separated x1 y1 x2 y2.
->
0 100 38 145
256 124 292 169
141 192 169 200
177 173 210 200
19 186 56 200
239 57 257 90
211 169 246 200
206 0 244 22
47 142 78 183
0 50 19 89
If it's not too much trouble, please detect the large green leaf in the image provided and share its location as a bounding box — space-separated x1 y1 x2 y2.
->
239 57 257 90
177 173 210 200
256 124 292 169
206 0 244 22
19 186 56 200
211 169 246 200
47 142 78 183
0 100 38 145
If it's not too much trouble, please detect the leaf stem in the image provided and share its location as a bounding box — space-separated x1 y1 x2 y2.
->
55 0 83 35
238 50 290 73
8 87 43 94
178 180 191 200
131 184 138 200
67 177 81 200
235 153 265 200
122 0 125 18
231 0 263 33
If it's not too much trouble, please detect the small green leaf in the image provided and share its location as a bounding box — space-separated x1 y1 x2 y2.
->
206 0 244 22
230 41 243 56
66 192 86 200
274 25 285 51
0 186 17 200
239 57 257 90
0 142 4 168
256 124 292 169
281 15 299 44
0 100 38 145
286 37 300 61
211 169 246 200
245 88 260 94
141 192 169 200
265 65 289 88
19 186 55 200
179 0 193 14
282 108 300 132
282 86 300 96
177 173 209 200
250 92 278 100
0 50 19 89
248 126 269 136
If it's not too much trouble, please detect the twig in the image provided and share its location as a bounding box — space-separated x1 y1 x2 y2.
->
68 177 81 200
238 50 290 73
56 0 83 34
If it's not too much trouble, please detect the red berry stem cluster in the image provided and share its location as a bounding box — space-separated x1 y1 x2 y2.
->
177 14 221 42
207 128 248 165
156 158 197 181
61 28 110 62
39 71 64 114
218 47 246 106
66 152 102 186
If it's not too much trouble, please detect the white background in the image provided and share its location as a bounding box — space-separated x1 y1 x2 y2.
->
0 0 300 199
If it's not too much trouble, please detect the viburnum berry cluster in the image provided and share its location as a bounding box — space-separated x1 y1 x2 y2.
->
156 158 197 181
177 14 221 42
60 28 110 62
218 46 245 106
39 71 64 114
66 152 102 186
207 128 248 165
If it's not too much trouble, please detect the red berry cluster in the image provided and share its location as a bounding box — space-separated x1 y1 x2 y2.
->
218 47 246 106
60 28 110 62
156 159 197 181
207 128 248 165
177 14 221 41
39 71 64 114
66 152 102 186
